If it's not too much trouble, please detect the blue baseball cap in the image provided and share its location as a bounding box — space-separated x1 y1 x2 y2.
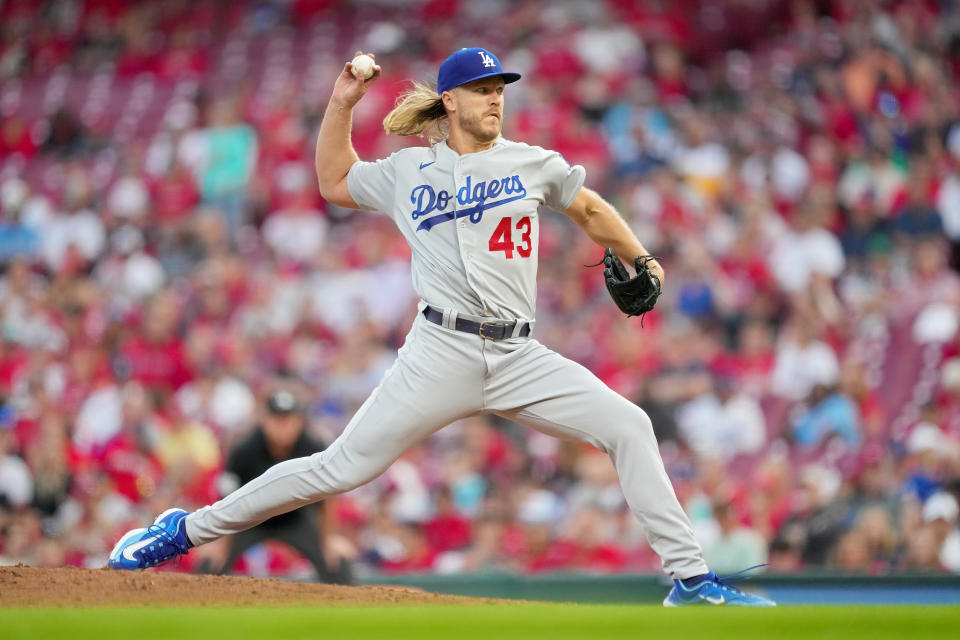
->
437 47 521 94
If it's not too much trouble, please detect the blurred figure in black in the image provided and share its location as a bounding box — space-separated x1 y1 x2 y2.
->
204 388 352 583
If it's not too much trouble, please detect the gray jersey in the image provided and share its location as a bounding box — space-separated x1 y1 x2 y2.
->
346 138 585 321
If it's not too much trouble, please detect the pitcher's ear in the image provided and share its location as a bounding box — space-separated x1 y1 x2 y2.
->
441 90 456 112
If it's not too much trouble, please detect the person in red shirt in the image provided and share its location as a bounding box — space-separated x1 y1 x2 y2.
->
1 116 38 160
95 383 164 504
117 293 193 396
151 160 200 225
422 487 471 553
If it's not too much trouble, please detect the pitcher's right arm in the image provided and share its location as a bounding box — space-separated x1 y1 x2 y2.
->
315 52 381 208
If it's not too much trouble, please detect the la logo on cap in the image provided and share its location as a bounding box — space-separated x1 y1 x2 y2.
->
478 51 496 68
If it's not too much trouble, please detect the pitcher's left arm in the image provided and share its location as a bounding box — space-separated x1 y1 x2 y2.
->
562 186 664 286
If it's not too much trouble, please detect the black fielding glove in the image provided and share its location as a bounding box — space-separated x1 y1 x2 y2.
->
602 248 662 319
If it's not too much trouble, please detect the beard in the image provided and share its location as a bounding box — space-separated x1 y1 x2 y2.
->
457 109 501 143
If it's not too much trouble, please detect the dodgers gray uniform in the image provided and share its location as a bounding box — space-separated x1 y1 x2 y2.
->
186 138 708 579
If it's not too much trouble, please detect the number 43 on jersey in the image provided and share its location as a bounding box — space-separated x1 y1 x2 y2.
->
488 216 532 259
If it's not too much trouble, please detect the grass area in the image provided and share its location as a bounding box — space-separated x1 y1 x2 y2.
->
3 605 959 640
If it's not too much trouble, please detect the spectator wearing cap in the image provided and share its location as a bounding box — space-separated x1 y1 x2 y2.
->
201 388 352 583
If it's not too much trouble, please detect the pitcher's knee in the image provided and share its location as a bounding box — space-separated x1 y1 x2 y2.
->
308 449 382 495
333 465 381 492
635 408 655 437
604 407 657 451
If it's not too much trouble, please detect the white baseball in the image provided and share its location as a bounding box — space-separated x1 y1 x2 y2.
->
351 54 375 80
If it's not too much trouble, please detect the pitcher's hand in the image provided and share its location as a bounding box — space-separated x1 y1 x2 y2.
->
331 51 382 109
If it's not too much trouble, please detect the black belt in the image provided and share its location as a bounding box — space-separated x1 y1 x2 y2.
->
422 306 531 340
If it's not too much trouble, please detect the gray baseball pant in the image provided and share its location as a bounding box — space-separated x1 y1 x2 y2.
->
186 312 708 579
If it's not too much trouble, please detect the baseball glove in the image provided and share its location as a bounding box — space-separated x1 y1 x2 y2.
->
602 248 662 319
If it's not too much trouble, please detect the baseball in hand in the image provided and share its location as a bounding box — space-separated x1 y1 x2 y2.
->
351 54 375 80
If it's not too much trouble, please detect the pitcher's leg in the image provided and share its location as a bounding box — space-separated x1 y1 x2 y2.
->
487 342 707 580
186 385 420 544
186 318 483 545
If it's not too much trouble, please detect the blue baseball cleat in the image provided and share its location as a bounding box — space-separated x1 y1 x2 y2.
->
108 508 193 570
663 571 776 607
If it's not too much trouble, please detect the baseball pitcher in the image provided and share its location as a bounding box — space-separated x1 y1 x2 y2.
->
108 47 774 607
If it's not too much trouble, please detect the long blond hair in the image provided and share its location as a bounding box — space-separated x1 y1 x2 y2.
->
382 81 448 143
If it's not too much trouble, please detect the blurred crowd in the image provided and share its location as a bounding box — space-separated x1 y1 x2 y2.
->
3 0 960 578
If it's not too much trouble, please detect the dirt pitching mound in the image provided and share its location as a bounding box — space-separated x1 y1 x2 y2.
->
0 566 502 608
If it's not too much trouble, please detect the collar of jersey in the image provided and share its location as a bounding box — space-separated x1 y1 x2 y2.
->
435 137 507 160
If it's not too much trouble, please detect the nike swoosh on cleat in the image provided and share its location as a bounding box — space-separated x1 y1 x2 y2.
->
702 594 725 604
122 536 159 562
419 161 436 170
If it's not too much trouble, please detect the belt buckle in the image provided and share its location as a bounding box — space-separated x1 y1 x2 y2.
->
478 321 495 340
478 321 515 340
